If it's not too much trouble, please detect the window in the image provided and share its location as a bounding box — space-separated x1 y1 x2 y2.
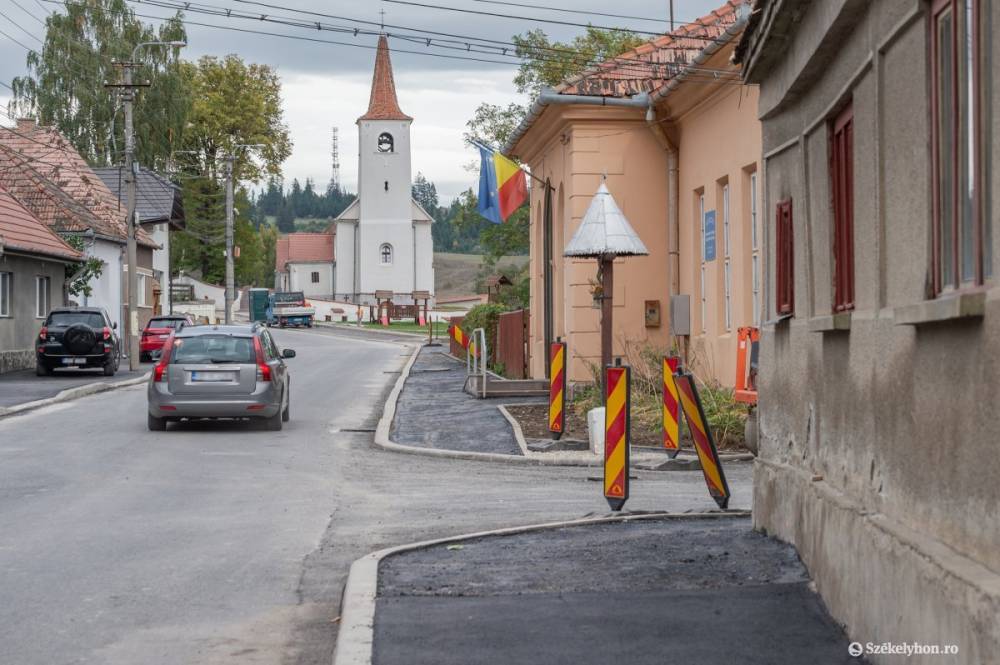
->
0 272 10 317
775 199 794 316
931 0 990 292
749 171 761 325
700 265 707 333
311 271 320 283
724 259 732 331
697 191 707 332
830 102 855 312
35 276 50 318
722 180 731 331
137 273 147 307
722 183 731 258
377 132 394 153
380 243 393 265
699 193 706 260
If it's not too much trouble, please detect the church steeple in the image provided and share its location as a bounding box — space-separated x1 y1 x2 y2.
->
358 35 412 122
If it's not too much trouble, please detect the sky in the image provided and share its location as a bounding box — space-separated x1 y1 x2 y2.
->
0 0 725 203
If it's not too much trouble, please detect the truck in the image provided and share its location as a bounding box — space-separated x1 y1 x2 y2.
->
266 291 315 328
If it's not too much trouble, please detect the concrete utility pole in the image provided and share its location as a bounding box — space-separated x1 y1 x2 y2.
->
223 144 264 325
115 40 185 370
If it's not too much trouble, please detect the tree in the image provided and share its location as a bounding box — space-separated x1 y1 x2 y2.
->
10 0 188 169
465 27 644 150
412 172 439 215
276 201 296 233
63 236 105 298
179 55 292 181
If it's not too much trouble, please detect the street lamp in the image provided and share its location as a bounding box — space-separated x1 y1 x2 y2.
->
123 39 186 371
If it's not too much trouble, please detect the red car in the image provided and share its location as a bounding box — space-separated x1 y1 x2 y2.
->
140 314 195 362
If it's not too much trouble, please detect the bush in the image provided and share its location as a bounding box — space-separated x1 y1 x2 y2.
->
461 303 509 367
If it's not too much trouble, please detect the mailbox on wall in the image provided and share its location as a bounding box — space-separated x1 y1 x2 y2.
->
644 300 661 328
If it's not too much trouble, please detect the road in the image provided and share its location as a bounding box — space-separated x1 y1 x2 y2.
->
0 326 752 665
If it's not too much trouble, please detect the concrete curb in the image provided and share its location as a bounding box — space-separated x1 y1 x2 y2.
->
0 372 150 420
316 321 443 341
331 510 751 665
372 346 753 467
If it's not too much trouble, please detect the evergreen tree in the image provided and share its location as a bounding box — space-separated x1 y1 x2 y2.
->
276 201 296 233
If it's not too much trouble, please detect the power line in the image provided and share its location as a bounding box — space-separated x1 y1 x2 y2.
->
8 0 48 25
0 9 43 42
468 0 667 24
380 0 712 39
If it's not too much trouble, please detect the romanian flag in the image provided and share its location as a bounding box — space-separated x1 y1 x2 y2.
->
476 144 528 224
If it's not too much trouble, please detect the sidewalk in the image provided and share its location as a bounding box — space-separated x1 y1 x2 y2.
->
0 366 149 410
372 516 864 665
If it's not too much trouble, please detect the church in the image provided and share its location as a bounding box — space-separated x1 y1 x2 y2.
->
332 35 435 305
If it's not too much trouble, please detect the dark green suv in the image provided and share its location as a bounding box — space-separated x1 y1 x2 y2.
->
36 307 121 376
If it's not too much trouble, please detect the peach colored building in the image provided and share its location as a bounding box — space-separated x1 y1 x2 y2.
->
505 1 760 387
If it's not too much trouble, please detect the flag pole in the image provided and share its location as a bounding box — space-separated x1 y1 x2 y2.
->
468 139 548 187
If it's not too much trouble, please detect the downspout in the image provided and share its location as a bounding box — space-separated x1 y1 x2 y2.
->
645 104 680 305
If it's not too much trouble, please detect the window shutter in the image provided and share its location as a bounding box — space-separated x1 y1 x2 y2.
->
776 199 794 316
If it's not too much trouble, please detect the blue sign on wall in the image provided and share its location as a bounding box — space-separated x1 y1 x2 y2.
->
703 210 717 261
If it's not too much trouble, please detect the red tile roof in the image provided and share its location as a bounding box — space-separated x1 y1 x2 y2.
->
275 232 334 272
0 119 156 247
558 1 742 98
0 184 82 261
358 35 412 122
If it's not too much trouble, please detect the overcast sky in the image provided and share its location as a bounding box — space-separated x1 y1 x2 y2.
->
1 0 725 202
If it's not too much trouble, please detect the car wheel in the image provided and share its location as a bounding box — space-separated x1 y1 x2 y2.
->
35 363 51 377
147 412 167 431
140 352 148 363
282 382 290 422
265 409 283 431
103 359 116 376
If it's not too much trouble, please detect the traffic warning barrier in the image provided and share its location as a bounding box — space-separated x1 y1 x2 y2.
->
673 371 731 509
604 360 630 511
662 355 681 458
448 324 477 357
548 340 567 439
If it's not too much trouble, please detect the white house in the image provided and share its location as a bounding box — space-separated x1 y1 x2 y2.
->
333 35 434 305
275 232 335 297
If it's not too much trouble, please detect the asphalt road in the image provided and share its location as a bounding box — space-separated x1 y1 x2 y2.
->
0 325 753 665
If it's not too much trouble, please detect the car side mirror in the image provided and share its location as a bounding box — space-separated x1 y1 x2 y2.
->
282 349 296 359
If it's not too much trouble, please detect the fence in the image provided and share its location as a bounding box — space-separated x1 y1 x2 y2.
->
496 309 530 379
448 315 466 358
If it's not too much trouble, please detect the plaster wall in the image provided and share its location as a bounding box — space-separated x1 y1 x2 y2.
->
80 239 123 332
751 0 1000 659
288 261 333 297
0 253 67 370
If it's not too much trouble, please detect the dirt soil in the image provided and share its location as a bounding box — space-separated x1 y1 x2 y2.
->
505 403 671 448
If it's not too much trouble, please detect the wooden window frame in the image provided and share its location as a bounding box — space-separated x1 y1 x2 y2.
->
829 101 855 312
775 199 794 316
930 0 987 294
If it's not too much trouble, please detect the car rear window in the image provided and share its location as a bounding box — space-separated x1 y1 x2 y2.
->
147 318 186 330
47 312 105 327
171 335 255 364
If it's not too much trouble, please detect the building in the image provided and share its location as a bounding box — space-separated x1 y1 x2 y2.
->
0 120 158 332
275 232 335 296
504 1 759 386
332 35 435 305
735 0 1000 659
0 185 82 372
93 166 186 314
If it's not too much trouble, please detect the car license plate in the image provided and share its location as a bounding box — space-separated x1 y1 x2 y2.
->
61 358 86 365
191 371 233 382
159 334 169 339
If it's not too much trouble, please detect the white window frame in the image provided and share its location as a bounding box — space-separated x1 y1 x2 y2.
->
700 265 707 334
724 259 732 331
380 243 393 265
35 275 50 318
750 171 761 326
137 273 148 307
723 183 731 258
699 194 706 261
0 272 11 317
752 254 761 326
750 172 759 250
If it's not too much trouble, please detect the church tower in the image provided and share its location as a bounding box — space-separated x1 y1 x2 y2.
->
333 35 435 305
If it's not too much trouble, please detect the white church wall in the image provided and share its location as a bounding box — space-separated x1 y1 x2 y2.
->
358 120 412 222
414 222 434 301
333 220 356 299
288 262 333 297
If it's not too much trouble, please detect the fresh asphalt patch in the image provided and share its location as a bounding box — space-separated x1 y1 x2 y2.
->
374 517 866 665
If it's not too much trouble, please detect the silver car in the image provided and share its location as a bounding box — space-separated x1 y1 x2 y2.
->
147 324 295 431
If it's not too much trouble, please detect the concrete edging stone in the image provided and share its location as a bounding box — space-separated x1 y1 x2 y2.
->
331 509 750 665
0 372 151 420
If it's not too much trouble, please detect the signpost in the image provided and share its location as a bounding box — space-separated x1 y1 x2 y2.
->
548 340 567 439
674 371 731 509
703 210 717 261
604 360 631 511
662 355 682 458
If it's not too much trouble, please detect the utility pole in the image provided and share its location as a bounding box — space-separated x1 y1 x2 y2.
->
223 144 264 325
109 40 184 370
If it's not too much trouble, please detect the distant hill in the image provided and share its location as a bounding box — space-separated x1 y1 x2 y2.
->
434 253 527 298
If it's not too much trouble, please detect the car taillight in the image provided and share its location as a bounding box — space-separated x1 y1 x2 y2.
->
102 326 112 340
39 326 47 340
153 334 175 382
253 336 271 382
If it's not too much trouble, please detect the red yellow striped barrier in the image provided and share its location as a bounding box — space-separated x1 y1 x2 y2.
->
449 324 477 357
662 356 681 458
548 341 567 439
674 372 731 509
604 363 630 511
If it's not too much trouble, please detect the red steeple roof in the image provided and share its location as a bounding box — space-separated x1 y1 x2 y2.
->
358 35 412 122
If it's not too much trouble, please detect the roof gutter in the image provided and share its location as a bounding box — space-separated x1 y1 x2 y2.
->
503 88 650 156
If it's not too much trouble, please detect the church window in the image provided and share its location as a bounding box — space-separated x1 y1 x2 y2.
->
377 132 394 153
380 243 393 265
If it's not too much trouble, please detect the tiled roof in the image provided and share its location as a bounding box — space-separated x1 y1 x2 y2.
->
275 232 334 272
357 35 413 122
92 166 185 227
558 1 742 98
0 184 82 261
0 119 156 247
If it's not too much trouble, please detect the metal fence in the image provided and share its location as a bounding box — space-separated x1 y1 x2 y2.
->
496 309 529 379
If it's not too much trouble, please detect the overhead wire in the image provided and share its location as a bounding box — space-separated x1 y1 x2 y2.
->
467 0 667 24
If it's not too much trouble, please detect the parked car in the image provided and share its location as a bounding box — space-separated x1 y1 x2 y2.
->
147 323 295 431
140 314 195 362
36 307 120 377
